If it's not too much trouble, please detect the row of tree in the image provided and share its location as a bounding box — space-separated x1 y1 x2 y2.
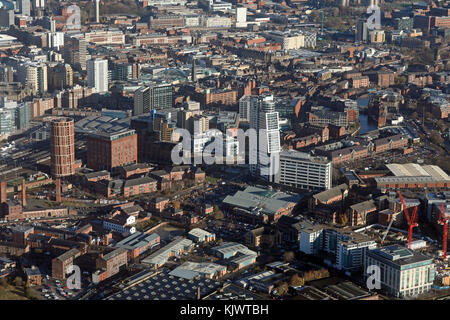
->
274 268 331 296
0 276 36 299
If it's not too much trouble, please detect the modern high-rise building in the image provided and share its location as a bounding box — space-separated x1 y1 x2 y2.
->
356 19 368 43
87 129 138 171
235 7 247 28
248 94 280 182
17 0 30 16
364 245 435 298
50 117 75 178
63 35 87 71
0 8 14 27
133 84 173 115
0 107 15 136
48 63 73 91
95 0 100 23
277 150 332 191
238 95 251 122
17 62 48 95
87 58 108 93
15 102 31 130
47 32 64 50
0 64 13 83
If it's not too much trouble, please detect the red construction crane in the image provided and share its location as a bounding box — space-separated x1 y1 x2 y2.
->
398 191 419 249
437 203 448 260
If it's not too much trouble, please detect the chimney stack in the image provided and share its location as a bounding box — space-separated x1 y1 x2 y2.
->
56 178 62 202
21 179 26 207
0 181 6 203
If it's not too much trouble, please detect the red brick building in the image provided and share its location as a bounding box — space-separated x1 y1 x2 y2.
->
87 129 138 171
122 176 157 197
93 248 128 283
50 117 75 178
351 76 370 89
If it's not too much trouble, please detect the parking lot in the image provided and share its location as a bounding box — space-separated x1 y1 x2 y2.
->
35 273 90 300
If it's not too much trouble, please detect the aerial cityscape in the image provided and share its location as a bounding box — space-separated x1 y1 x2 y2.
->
0 0 449 308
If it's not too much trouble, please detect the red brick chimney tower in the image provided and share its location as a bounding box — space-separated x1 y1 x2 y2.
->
21 179 26 207
0 181 6 203
56 178 62 203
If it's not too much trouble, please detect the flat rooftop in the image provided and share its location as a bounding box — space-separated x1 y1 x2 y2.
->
386 163 450 181
107 269 221 300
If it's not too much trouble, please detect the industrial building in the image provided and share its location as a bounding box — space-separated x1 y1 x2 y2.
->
376 163 450 190
141 237 194 268
222 186 301 224
113 232 160 260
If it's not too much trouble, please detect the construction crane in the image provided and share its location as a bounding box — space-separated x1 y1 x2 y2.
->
398 191 419 249
437 203 448 260
381 215 395 244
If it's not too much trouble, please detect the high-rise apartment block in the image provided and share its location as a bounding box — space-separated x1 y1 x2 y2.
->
249 94 280 182
87 58 108 93
133 84 173 115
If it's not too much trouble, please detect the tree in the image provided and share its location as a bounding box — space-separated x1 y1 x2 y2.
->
436 120 447 132
339 213 348 226
411 111 419 120
172 201 181 210
213 209 225 220
24 286 35 299
274 282 289 296
0 277 7 287
13 277 23 287
332 7 339 17
289 274 304 287
430 131 444 145
283 251 295 263
394 76 407 85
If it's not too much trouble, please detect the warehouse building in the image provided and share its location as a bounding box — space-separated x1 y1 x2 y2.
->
376 163 450 190
113 232 160 260
169 261 227 279
141 237 193 269
222 186 301 224
187 228 216 243
211 242 257 269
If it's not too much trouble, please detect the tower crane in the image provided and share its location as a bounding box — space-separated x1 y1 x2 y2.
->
437 203 448 260
398 191 419 249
